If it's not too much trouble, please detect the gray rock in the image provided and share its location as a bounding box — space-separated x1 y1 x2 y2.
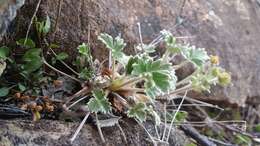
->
0 119 188 146
0 0 25 39
7 0 260 105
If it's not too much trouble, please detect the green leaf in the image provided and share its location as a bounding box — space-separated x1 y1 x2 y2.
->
235 134 251 145
22 48 42 73
16 38 36 48
0 87 10 97
98 33 114 50
35 21 44 34
18 83 26 92
56 52 68 60
161 30 180 53
191 73 214 92
132 58 177 98
0 46 10 59
98 33 129 65
22 48 41 61
127 103 147 122
79 68 93 80
77 43 93 64
125 56 139 75
166 111 187 123
43 15 51 34
136 44 156 53
87 89 111 113
49 43 60 49
181 45 209 67
254 124 260 132
77 43 90 56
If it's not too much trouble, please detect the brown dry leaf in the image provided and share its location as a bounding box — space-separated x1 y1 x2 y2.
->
112 97 124 112
101 68 113 77
135 93 150 103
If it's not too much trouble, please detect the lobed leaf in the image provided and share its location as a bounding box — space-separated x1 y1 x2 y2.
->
98 33 128 65
127 102 147 122
132 58 177 98
181 45 209 67
87 89 111 113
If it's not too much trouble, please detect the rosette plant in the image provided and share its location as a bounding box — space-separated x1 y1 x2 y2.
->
62 30 231 142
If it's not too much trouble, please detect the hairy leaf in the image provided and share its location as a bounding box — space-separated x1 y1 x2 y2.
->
127 103 147 122
132 58 177 98
136 44 156 53
161 30 180 53
77 43 90 57
98 33 128 65
87 89 111 113
181 45 209 67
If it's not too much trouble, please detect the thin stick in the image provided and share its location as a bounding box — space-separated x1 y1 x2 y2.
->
173 60 190 70
108 49 112 70
155 125 160 139
70 112 90 142
161 102 168 141
208 137 234 146
117 123 127 143
117 87 145 93
65 86 90 105
67 95 89 109
111 92 129 108
176 70 198 87
175 36 196 39
95 113 106 143
157 83 191 100
136 120 155 144
116 77 143 89
137 22 144 50
42 57 81 83
25 0 42 43
166 90 188 141
53 0 63 33
49 48 80 76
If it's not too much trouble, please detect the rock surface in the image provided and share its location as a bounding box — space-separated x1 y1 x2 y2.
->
0 0 25 39
0 119 188 146
9 0 259 105
1 0 260 145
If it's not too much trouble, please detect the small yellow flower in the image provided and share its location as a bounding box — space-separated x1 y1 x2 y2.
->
211 67 221 77
210 55 219 65
218 72 231 86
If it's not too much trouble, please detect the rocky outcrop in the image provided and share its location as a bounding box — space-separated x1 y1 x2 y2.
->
0 0 25 39
8 0 259 105
0 119 188 146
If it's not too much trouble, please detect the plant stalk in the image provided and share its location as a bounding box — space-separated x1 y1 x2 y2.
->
95 113 106 143
49 48 80 76
42 57 81 83
166 90 188 141
70 112 90 142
